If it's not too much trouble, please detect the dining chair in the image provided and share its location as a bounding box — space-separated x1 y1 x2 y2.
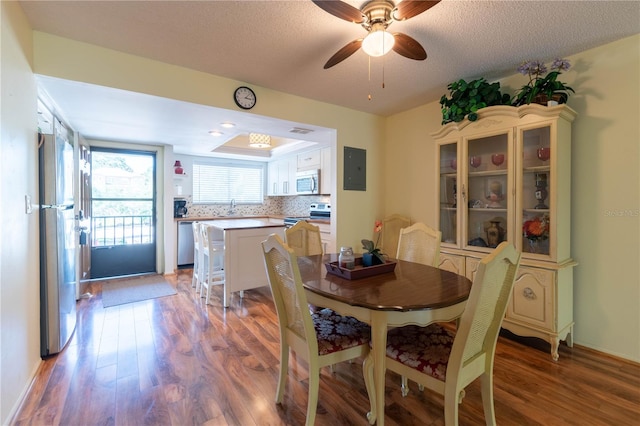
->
285 220 324 256
396 222 442 267
191 222 203 292
395 222 443 392
363 242 521 426
379 214 411 260
285 220 326 314
199 224 225 305
261 234 371 426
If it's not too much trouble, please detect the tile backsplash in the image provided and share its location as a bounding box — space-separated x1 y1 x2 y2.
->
183 195 330 218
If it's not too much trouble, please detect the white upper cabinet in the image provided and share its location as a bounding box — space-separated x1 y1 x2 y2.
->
297 150 321 171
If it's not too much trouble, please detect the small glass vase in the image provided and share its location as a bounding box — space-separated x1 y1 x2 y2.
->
528 239 540 254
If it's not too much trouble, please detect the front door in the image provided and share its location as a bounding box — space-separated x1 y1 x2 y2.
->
90 148 156 278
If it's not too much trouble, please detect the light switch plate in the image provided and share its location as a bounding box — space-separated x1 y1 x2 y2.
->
25 195 32 214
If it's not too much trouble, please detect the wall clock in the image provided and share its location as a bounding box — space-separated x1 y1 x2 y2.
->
233 86 256 110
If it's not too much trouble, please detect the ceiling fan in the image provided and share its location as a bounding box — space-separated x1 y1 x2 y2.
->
313 0 440 69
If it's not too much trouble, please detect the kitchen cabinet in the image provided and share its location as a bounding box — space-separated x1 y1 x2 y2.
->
320 147 332 195
267 156 296 196
432 104 577 360
297 149 321 171
315 222 334 253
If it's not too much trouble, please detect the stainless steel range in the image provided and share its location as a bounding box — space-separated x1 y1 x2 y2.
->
284 203 331 228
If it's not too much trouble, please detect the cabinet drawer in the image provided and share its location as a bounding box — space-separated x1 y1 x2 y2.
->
465 256 481 282
297 150 321 170
439 253 465 276
506 266 555 331
315 223 330 234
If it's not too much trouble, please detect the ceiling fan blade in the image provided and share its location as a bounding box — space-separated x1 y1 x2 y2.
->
312 0 366 24
392 32 427 60
324 39 363 69
393 1 440 21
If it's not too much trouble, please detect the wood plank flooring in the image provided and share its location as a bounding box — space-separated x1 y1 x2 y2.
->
12 269 640 425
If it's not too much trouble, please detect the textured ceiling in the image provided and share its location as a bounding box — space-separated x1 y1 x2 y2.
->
20 0 640 158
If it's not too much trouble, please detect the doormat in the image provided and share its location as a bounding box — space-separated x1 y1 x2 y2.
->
102 274 177 308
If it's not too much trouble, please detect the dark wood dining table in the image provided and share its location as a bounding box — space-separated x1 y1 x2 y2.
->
297 254 472 426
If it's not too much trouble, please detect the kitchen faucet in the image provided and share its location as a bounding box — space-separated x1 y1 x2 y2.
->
228 199 237 216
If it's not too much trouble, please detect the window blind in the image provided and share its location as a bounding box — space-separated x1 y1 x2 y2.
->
192 162 264 204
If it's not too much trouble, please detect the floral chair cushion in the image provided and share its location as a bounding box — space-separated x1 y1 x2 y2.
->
385 324 455 382
313 308 371 355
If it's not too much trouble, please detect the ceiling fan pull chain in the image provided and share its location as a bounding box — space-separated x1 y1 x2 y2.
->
368 56 372 100
382 56 386 89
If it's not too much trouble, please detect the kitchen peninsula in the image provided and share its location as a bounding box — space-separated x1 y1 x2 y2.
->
200 218 285 307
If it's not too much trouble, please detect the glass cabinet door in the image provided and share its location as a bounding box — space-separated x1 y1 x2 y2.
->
521 125 552 257
464 132 510 252
438 142 458 246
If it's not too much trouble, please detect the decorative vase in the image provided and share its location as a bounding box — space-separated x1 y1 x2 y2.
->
486 219 505 248
362 253 382 267
174 160 184 175
534 173 548 209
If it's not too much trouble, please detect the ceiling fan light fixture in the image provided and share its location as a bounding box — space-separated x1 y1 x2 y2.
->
362 28 395 57
249 132 271 148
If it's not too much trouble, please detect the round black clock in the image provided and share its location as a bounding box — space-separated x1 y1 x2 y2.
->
233 86 256 110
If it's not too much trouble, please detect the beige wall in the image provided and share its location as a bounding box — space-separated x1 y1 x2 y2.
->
385 35 640 362
0 2 41 423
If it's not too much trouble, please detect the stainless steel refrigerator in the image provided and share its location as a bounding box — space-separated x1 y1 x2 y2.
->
39 121 77 357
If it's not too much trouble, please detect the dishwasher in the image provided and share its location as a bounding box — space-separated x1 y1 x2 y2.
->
177 221 195 266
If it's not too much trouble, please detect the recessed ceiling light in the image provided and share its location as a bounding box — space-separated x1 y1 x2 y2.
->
220 122 235 128
208 130 223 136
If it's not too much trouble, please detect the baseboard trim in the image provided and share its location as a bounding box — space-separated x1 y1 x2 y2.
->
4 358 44 425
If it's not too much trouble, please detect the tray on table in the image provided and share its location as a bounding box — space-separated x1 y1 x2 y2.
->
325 256 397 280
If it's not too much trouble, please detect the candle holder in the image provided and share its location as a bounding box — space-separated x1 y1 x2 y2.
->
534 173 548 209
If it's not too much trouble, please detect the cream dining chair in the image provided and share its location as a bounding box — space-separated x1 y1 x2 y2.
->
394 222 442 394
379 214 411 260
396 222 442 267
363 242 521 426
261 234 371 426
199 224 225 305
284 220 324 256
285 220 326 314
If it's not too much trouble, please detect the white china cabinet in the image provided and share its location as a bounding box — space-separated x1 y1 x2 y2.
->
433 105 577 360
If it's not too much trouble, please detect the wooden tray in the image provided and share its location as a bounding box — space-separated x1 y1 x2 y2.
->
325 257 397 280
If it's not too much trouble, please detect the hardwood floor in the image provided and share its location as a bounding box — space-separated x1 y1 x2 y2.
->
12 270 640 425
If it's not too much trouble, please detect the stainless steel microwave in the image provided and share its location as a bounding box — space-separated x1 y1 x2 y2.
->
296 169 320 195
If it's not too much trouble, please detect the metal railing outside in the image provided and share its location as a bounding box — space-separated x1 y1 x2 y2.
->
92 215 153 246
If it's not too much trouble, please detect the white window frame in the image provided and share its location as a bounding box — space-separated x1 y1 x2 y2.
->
192 160 265 204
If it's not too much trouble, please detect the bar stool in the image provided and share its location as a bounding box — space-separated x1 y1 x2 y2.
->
191 222 203 292
200 224 225 305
